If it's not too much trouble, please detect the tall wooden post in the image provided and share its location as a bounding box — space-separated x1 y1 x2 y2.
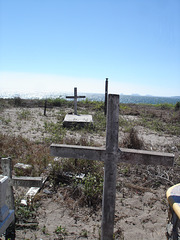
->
74 87 78 115
101 94 119 240
104 78 108 116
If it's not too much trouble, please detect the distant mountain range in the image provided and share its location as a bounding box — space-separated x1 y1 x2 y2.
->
171 96 180 98
128 94 180 98
0 91 180 104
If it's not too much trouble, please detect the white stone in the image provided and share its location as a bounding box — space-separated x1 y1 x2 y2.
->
21 187 40 205
14 163 32 170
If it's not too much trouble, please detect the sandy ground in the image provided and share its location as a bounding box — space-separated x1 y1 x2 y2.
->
1 106 180 239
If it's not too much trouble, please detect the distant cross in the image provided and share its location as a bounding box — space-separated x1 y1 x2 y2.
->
50 94 174 240
66 87 85 115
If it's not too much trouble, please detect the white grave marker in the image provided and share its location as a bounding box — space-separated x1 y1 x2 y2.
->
0 175 14 236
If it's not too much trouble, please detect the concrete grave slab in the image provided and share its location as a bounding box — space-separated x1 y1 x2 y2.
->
63 114 93 128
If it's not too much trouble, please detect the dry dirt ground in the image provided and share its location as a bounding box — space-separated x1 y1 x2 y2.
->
0 106 180 239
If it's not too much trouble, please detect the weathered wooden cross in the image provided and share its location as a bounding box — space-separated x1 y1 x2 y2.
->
66 87 85 115
50 94 174 240
1 158 43 209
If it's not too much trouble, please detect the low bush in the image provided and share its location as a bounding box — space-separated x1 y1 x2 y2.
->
175 102 180 111
49 157 104 208
122 128 144 150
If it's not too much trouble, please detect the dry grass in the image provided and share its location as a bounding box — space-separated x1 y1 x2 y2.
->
0 133 52 176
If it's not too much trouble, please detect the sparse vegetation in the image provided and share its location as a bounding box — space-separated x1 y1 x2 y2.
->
17 109 31 120
0 97 180 239
55 225 67 238
15 196 40 230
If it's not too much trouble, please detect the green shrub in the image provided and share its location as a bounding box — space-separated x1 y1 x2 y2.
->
14 97 22 107
82 172 103 206
175 102 180 111
55 225 67 236
154 103 173 109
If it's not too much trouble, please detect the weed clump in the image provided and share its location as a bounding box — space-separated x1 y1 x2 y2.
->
123 128 144 150
49 158 104 208
15 196 40 229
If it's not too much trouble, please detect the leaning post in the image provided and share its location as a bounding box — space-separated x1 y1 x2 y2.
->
101 94 119 240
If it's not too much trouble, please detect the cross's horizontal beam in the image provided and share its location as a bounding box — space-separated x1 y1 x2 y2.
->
120 148 174 166
50 144 105 161
66 96 86 99
12 176 43 188
50 144 174 166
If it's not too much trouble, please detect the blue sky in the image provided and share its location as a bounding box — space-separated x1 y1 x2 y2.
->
0 0 180 96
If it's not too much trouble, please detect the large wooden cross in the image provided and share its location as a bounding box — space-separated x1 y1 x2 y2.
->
66 87 85 115
50 94 174 240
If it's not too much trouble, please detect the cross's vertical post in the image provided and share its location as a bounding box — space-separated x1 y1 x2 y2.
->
101 94 119 240
74 87 77 115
